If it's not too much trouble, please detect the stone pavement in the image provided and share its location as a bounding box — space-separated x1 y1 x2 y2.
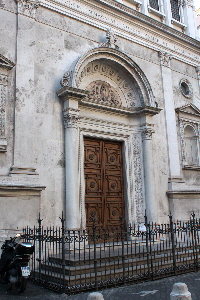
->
1 271 200 300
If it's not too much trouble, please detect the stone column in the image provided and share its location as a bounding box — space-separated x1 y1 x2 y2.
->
141 0 149 15
57 86 88 229
142 125 156 222
12 0 39 175
159 51 181 181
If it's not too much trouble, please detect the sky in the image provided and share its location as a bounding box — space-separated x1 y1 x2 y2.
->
194 0 200 10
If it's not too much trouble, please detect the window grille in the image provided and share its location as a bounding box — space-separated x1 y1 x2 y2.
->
170 0 180 21
149 0 159 11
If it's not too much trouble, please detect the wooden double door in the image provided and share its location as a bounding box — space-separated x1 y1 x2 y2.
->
84 138 125 229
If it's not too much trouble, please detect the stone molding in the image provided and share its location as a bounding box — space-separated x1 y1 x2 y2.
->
158 51 172 68
16 0 40 18
38 0 199 66
63 108 80 128
0 54 15 70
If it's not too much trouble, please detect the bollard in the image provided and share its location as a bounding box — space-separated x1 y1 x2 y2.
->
170 282 192 300
87 292 104 300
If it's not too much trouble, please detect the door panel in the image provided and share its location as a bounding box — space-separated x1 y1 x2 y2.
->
84 138 124 229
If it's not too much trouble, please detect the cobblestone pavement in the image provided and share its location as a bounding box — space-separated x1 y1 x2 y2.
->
0 271 200 300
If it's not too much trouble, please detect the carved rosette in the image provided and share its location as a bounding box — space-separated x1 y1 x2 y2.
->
17 0 40 18
63 108 80 128
158 51 172 68
60 71 72 87
132 134 144 224
142 127 155 140
0 74 8 137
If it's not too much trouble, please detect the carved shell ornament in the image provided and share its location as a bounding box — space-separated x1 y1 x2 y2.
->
86 81 122 107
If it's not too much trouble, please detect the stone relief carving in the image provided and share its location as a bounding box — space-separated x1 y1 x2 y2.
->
100 28 119 50
63 108 80 128
16 0 40 17
0 74 8 138
77 61 141 108
132 134 144 224
60 71 72 87
86 80 122 107
158 51 172 68
182 0 195 9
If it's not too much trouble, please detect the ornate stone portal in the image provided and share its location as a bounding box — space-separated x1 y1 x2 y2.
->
57 46 160 229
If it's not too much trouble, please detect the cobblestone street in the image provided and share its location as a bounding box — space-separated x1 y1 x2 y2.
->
1 271 200 300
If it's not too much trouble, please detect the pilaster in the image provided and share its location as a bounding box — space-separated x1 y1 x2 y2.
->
196 67 200 94
13 0 40 175
158 51 181 182
182 0 197 38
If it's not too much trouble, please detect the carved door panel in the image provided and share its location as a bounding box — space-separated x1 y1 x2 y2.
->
84 138 124 229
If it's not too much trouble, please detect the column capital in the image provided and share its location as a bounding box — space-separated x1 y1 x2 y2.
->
158 51 172 68
63 108 80 128
142 126 155 140
196 66 200 79
16 0 40 18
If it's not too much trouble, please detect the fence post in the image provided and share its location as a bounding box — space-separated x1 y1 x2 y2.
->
144 211 151 279
191 212 198 272
37 213 43 283
60 211 66 290
92 215 98 291
169 212 177 275
120 216 125 283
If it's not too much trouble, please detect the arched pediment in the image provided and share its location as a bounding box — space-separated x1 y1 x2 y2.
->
61 47 157 111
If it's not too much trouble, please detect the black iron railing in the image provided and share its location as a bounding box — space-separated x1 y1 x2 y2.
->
170 0 180 21
22 212 200 294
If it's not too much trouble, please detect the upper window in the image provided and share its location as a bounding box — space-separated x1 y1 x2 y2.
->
184 125 199 166
149 0 159 11
170 0 180 21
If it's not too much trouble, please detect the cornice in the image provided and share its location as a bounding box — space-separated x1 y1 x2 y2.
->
38 0 199 66
95 0 199 48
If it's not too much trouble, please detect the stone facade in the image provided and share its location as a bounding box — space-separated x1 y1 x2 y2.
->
0 0 200 238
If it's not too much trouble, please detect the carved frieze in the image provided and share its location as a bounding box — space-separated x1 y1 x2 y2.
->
16 0 40 18
0 74 8 138
132 134 144 224
63 108 80 128
158 51 172 68
87 80 122 107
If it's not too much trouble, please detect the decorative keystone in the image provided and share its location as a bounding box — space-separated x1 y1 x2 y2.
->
170 282 192 300
87 292 104 300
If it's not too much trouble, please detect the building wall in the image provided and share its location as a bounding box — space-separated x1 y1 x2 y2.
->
0 0 199 240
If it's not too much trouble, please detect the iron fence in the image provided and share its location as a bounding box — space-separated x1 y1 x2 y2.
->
22 212 200 294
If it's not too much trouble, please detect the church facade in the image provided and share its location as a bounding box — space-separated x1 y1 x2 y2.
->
0 0 200 239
